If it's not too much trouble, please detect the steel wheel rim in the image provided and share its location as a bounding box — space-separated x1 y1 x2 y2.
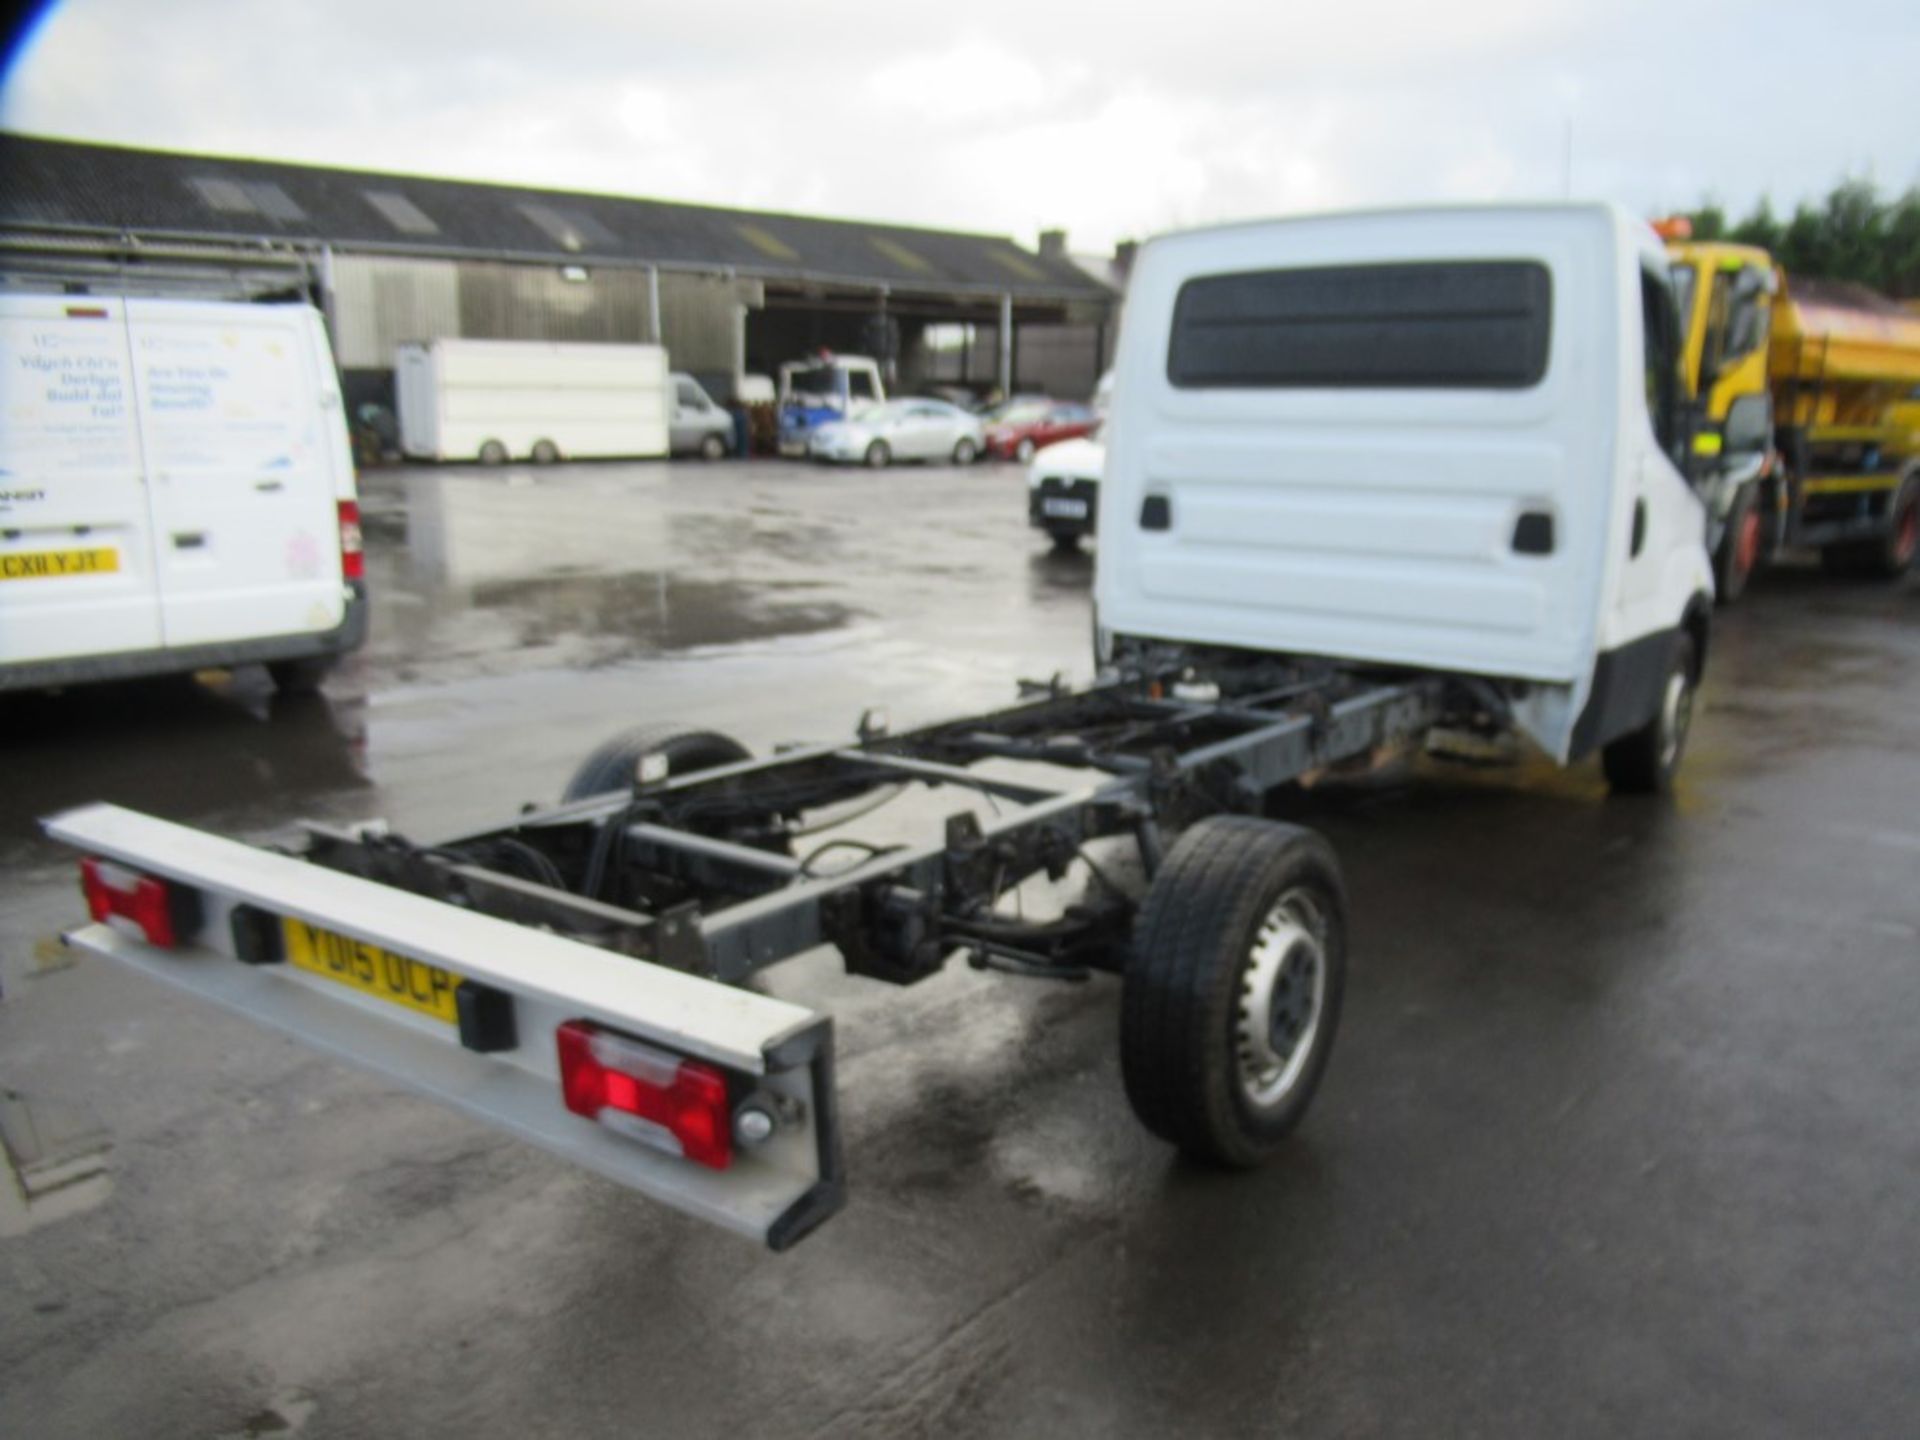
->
1236 888 1329 1109
1659 666 1693 770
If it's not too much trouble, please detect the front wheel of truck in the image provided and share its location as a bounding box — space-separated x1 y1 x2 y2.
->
561 723 753 801
1120 816 1348 1167
1602 631 1697 796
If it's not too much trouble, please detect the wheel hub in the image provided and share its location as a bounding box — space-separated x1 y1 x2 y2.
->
1237 891 1328 1109
1659 666 1694 770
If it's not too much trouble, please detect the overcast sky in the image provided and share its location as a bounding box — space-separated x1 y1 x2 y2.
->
4 0 1917 255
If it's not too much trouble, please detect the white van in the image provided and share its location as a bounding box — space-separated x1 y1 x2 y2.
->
1098 202 1715 785
0 295 366 694
395 338 670 463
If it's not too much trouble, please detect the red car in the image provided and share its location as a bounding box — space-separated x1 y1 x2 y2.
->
983 399 1100 462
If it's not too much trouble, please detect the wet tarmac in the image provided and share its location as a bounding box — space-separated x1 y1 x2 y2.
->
2 458 1917 1438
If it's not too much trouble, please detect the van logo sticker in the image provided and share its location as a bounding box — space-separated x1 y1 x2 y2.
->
263 455 293 469
0 488 47 506
286 531 320 578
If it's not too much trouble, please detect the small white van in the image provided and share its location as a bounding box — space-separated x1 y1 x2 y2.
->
1098 202 1715 788
1 295 366 694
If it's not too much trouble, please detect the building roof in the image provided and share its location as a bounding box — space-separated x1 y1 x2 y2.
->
0 133 1111 301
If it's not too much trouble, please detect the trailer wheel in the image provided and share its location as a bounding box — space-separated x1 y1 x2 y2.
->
1601 631 1697 796
864 440 891 469
478 440 508 465
1121 815 1347 1167
531 439 560 465
1713 484 1762 603
561 724 752 802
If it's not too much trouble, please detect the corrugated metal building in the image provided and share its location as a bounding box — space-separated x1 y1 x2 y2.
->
0 134 1116 408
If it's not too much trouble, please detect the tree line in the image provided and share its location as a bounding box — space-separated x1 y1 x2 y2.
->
1682 181 1920 299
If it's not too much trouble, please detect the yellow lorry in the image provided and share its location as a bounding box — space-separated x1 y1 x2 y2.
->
1663 229 1920 597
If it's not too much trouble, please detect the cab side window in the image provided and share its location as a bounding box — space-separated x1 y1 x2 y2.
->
1641 268 1685 467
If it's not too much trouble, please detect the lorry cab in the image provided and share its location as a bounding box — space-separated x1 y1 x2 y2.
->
1097 202 1714 767
1 295 366 693
776 355 884 457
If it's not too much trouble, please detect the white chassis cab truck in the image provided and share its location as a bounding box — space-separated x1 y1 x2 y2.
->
44 205 1712 1249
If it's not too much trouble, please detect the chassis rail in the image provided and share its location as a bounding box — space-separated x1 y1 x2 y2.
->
44 653 1460 1247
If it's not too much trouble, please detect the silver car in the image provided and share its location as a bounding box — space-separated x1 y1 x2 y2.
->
669 373 733 459
808 399 985 468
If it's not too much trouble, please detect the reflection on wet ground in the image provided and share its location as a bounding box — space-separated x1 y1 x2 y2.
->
358 461 1084 684
0 672 368 869
1 459 1090 858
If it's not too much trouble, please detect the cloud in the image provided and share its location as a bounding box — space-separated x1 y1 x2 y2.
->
3 0 1917 255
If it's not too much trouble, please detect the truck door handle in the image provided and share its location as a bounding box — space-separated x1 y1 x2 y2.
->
1630 499 1647 558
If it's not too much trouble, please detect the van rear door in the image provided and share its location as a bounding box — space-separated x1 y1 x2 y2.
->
0 296 165 666
1098 208 1618 758
125 301 347 647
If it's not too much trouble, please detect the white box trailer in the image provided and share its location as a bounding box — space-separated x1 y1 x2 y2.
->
395 338 669 464
42 204 1716 1249
1 295 366 693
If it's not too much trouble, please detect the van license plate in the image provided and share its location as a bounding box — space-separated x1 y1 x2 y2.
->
283 918 462 1025
1042 498 1088 519
0 548 119 581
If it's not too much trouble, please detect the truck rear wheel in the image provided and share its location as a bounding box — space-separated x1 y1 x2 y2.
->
530 439 560 465
477 440 508 465
561 724 752 801
1120 815 1347 1167
1871 475 1919 577
1601 631 1697 795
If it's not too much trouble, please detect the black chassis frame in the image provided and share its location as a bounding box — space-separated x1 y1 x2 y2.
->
295 650 1456 990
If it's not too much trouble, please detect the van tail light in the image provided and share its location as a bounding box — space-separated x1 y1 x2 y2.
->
79 858 200 949
337 500 365 580
556 1021 733 1170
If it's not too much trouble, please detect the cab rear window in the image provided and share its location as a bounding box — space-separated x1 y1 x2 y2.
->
1167 260 1552 390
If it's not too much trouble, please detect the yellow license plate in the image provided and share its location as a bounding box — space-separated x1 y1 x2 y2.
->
282 918 462 1025
0 548 120 581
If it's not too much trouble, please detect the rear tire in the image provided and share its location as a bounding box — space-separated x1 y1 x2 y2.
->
865 441 891 469
700 433 728 461
1601 632 1697 796
267 655 336 696
530 439 560 465
1869 475 1919 578
1713 484 1761 604
561 724 752 801
1121 816 1347 1167
478 440 508 465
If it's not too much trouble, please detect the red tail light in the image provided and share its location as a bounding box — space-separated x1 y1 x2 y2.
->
79 858 198 948
556 1021 733 1170
337 500 364 580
